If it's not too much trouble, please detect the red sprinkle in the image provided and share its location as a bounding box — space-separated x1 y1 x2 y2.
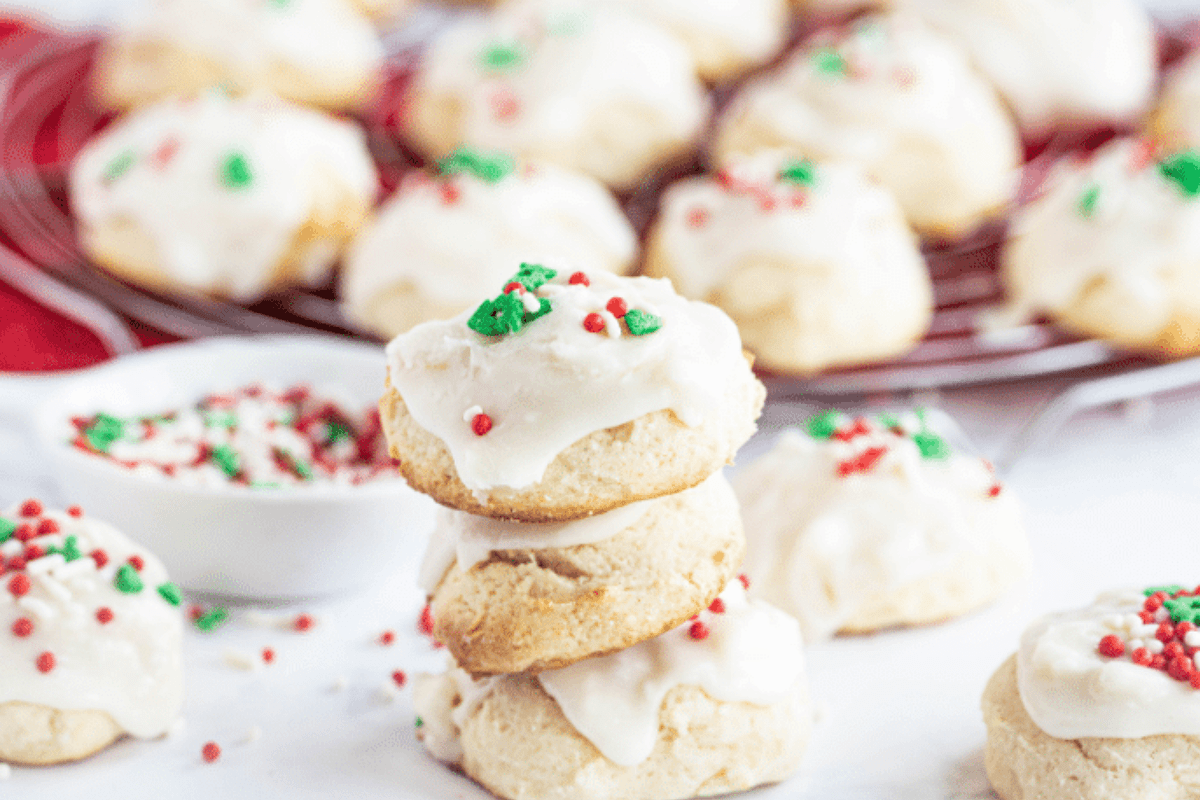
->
583 313 606 333
128 555 145 572
1151 654 1169 671
471 413 493 437
491 90 521 121
91 549 109 569
201 741 221 763
19 499 42 517
685 207 709 228
688 621 710 640
1157 622 1177 643
66 506 83 518
738 574 751 590
293 614 315 633
24 545 44 562
36 518 59 535
987 484 1003 498
790 192 808 209
36 651 55 673
831 418 872 442
8 574 31 597
379 630 396 646
7 556 24 572
12 617 33 637
188 604 205 622
96 607 114 624
1191 671 1200 690
439 183 461 205
708 598 726 614
262 648 275 665
1146 592 1168 612
503 282 524 294
14 524 33 542
418 604 435 636
568 272 590 286
836 446 888 478
1179 621 1196 638
1097 634 1125 658
392 670 407 687
1139 609 1157 624
1132 647 1153 666
150 137 180 169
1165 641 1186 661
605 297 628 318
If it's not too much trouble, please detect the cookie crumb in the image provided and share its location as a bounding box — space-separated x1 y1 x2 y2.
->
223 650 260 671
243 725 262 744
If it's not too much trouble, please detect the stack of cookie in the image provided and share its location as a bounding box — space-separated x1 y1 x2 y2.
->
380 264 810 799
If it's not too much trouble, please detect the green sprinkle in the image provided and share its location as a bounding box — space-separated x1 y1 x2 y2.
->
623 309 662 336
114 564 144 594
436 147 515 184
0 517 15 544
204 411 237 429
1145 585 1186 597
806 410 842 440
195 607 230 632
1165 595 1200 625
912 431 950 460
157 582 183 607
220 152 253 189
326 421 352 444
468 292 526 337
1159 152 1200 198
103 150 136 183
1077 184 1101 217
480 41 526 72
292 458 313 481
812 48 847 76
778 160 817 188
211 444 241 478
510 263 557 292
85 413 126 453
875 413 900 430
415 716 424 728
61 535 82 563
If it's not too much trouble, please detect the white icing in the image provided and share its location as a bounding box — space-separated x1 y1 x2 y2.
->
1017 589 1200 739
732 413 1028 642
537 580 804 766
412 665 496 764
894 0 1155 132
385 270 755 492
342 157 636 334
71 91 377 301
0 506 184 738
412 2 708 189
1003 138 1200 339
715 13 1019 234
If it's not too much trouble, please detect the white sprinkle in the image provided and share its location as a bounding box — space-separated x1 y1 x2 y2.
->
1128 638 1145 652
537 283 565 297
0 763 10 779
17 596 57 620
462 405 483 423
521 293 542 315
38 578 71 604
1147 639 1165 654
1103 615 1125 631
243 725 262 744
1135 623 1159 639
242 610 289 629
51 558 98 581
1123 613 1143 630
25 554 65 576
331 675 348 693
223 650 260 671
1186 631 1200 648
0 540 21 558
603 312 621 338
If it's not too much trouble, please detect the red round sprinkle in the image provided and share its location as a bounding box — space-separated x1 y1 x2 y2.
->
7 556 25 572
14 524 33 542
471 413 493 437
1139 610 1156 624
8 574 31 597
491 90 520 121
757 194 777 212
708 598 726 614
36 518 59 536
262 648 275 665
503 282 524 294
738 574 751 590
1151 654 1168 670
685 207 709 228
1191 671 1200 690
1165 641 1186 661
1097 634 1124 658
1146 592 1167 612
688 621 710 640
201 741 221 763
1132 647 1153 666
293 614 314 632
66 506 83 518
568 272 590 286
418 604 435 636
439 183 461 205
1157 622 1176 643
392 670 407 687
790 192 808 209
128 555 145 572
91 549 109 569
1179 622 1196 638
96 607 114 624
36 651 55 673
380 630 396 646
189 604 205 621
12 617 33 637
605 297 628 318
583 312 606 333
19 499 42 517
24 545 44 562
987 484 1002 498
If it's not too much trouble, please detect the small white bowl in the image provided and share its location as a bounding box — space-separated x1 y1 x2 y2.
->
30 335 436 601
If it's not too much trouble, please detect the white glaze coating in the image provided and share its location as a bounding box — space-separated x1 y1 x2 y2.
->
732 412 1027 642
385 270 756 492
1017 588 1200 739
536 580 804 765
1003 138 1200 338
714 13 1020 235
410 2 708 189
342 155 636 335
0 505 184 739
71 91 378 301
894 0 1155 132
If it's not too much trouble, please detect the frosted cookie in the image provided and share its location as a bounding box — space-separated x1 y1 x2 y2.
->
1151 50 1200 153
1002 139 1200 358
414 580 809 800
0 500 184 765
792 0 887 17
895 0 1155 134
93 0 384 111
419 472 744 674
342 148 637 339
712 13 1020 238
70 91 378 302
381 266 765 522
645 152 933 374
733 410 1028 642
983 585 1200 800
404 3 708 192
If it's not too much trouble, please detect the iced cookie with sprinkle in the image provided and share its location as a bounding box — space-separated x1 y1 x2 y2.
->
418 472 744 674
413 579 809 800
733 409 1028 642
403 2 708 192
93 0 384 111
984 585 1200 800
711 13 1020 238
380 264 765 523
0 500 185 765
342 147 637 339
70 90 377 302
1002 139 1200 358
644 151 933 374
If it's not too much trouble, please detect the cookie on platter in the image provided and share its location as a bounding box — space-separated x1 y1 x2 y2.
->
0 500 184 765
984 585 1200 800
380 265 765 523
414 579 809 800
342 148 636 339
733 410 1028 642
644 151 932 374
70 90 378 303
